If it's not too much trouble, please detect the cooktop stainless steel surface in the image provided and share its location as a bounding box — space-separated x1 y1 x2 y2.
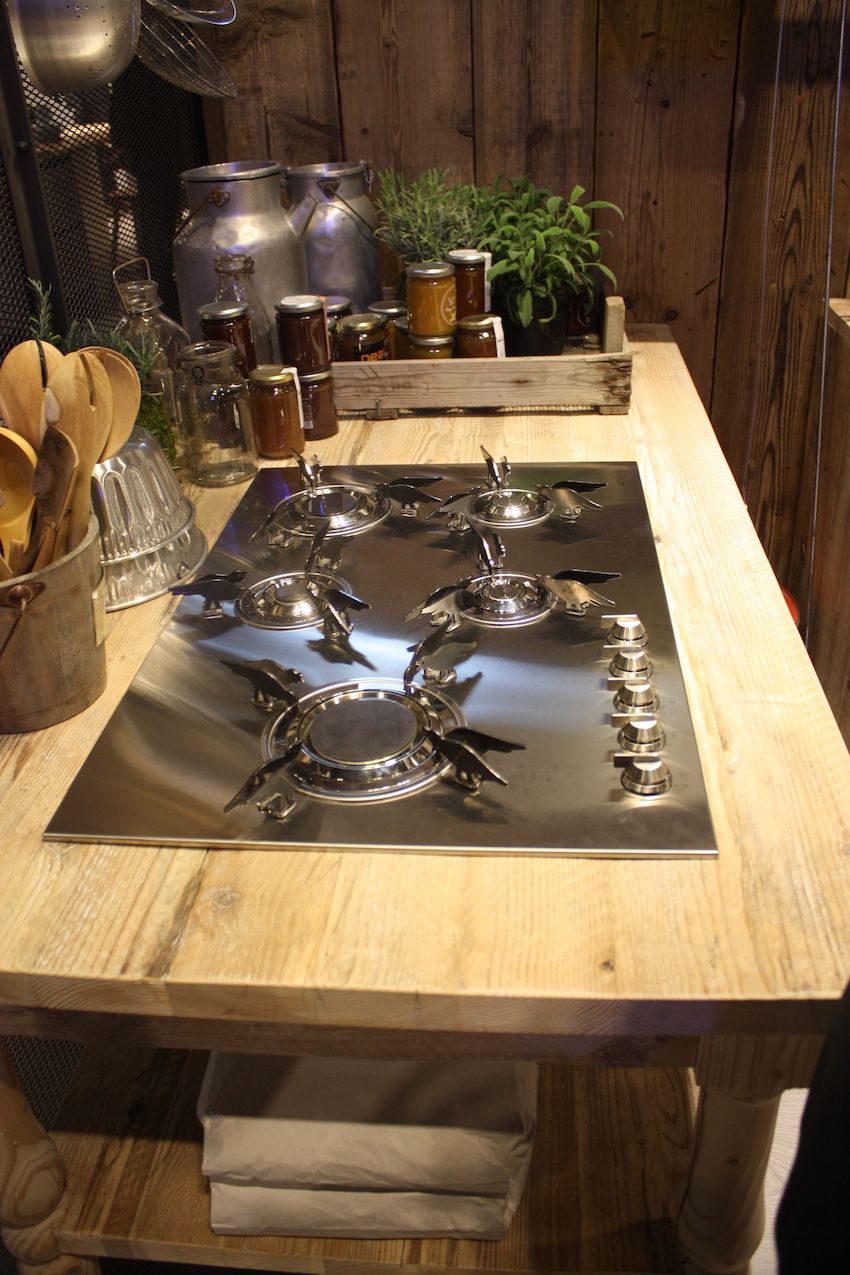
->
46 454 717 857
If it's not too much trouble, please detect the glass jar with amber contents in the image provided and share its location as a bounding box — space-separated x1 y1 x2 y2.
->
324 295 352 344
198 301 257 376
391 316 414 359
368 301 406 358
455 314 498 358
410 333 454 359
300 370 339 440
405 261 456 337
335 313 389 362
446 249 487 320
274 295 332 375
248 365 306 457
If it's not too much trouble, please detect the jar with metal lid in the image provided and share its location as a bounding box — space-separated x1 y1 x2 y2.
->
176 341 258 486
455 313 498 358
392 315 414 359
248 365 305 458
405 261 456 337
446 249 487 320
368 301 406 357
214 253 273 363
274 294 332 375
299 370 339 440
198 301 257 377
410 333 454 359
335 313 389 362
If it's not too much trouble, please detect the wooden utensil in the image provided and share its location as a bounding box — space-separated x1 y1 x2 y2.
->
0 426 37 562
79 346 141 459
42 352 112 552
0 340 62 449
0 553 11 582
28 425 79 572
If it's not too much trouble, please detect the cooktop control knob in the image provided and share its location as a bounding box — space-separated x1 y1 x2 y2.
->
613 680 660 713
618 717 666 752
609 615 647 645
619 757 672 796
609 647 653 678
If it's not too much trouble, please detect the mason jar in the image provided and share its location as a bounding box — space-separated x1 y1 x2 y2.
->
405 261 456 337
176 341 258 486
335 313 389 362
409 333 455 359
198 300 257 377
446 249 487 320
455 313 498 358
274 294 332 375
248 365 305 457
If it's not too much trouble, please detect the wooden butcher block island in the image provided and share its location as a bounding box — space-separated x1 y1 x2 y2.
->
0 327 847 1275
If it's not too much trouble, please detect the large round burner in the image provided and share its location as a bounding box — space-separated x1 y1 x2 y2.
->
236 572 344 629
271 482 390 537
458 572 554 627
262 679 465 803
469 487 552 528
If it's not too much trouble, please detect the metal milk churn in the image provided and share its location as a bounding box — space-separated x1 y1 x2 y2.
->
283 162 381 314
173 161 310 356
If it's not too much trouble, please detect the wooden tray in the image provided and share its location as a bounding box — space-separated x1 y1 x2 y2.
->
332 297 630 417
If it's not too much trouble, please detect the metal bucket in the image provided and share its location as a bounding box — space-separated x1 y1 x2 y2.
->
284 162 381 315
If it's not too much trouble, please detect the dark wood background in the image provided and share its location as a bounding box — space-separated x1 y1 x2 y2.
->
205 0 850 617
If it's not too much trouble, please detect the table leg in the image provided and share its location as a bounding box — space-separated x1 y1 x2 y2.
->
677 1034 822 1275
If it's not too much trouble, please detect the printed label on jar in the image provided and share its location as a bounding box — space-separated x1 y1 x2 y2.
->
492 315 506 359
482 251 493 310
363 348 389 361
281 365 305 432
440 288 457 327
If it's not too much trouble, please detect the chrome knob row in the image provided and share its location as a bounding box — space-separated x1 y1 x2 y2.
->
603 613 671 798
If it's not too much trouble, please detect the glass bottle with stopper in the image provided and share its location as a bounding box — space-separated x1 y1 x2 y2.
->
214 253 273 364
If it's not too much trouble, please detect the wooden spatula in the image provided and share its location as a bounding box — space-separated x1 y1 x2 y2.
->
28 425 79 571
0 426 37 562
42 352 112 552
80 347 141 459
0 340 62 449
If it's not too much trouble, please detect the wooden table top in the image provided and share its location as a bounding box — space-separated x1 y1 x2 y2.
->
1 327 848 1042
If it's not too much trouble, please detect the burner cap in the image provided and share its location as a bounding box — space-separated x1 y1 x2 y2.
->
469 487 552 528
270 482 390 537
308 697 418 765
236 571 343 629
458 572 554 627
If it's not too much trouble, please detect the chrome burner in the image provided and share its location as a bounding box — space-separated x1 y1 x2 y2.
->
269 483 391 538
237 572 344 629
469 487 552 528
458 572 554 627
264 679 464 802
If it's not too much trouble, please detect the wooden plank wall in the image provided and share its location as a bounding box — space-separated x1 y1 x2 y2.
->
207 0 850 614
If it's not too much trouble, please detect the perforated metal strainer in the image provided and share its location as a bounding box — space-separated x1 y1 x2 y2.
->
8 0 141 94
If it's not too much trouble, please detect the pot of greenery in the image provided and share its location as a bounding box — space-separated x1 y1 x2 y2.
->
479 179 622 357
374 168 488 287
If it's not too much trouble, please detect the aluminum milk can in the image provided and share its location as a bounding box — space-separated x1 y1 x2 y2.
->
173 161 309 356
283 162 381 314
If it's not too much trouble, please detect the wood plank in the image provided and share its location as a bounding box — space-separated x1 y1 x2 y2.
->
210 0 340 164
710 0 846 583
52 1046 695 1273
471 0 596 191
333 0 474 180
595 0 739 407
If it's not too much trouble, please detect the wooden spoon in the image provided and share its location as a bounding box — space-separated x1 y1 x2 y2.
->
79 347 141 459
0 340 62 449
28 425 79 571
42 352 112 552
0 426 37 561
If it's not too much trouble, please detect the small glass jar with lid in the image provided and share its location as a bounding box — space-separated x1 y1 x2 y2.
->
299 370 339 440
274 294 332 374
198 300 257 376
410 333 455 359
405 261 456 337
248 365 306 457
391 315 414 359
214 252 273 364
176 341 257 486
446 249 487 320
335 313 389 362
368 301 406 358
455 313 499 358
324 295 353 338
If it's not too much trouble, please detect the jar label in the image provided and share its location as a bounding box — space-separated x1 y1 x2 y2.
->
493 315 506 359
440 288 457 327
363 348 388 361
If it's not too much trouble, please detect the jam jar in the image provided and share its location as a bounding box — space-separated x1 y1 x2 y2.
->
299 370 339 440
410 333 454 359
325 295 353 343
446 249 487 320
405 261 456 337
455 314 499 358
391 315 414 359
368 300 407 359
176 341 257 486
198 301 257 376
248 365 306 457
335 313 389 362
274 294 332 374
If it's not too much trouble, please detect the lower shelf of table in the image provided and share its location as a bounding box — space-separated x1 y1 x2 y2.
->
51 1046 695 1275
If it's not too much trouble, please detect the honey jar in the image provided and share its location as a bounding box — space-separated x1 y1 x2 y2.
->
335 314 389 362
405 261 456 337
248 365 306 457
409 333 454 359
455 314 499 358
391 316 414 359
300 370 339 439
368 301 407 358
446 249 487 320
274 295 332 375
198 301 257 376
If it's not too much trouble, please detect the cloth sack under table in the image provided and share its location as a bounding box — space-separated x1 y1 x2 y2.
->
198 1054 538 1197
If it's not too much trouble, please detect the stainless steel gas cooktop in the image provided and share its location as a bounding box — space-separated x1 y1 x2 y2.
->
46 451 717 857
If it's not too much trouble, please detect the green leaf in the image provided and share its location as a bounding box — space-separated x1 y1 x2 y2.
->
517 288 533 327
596 262 618 287
569 184 586 204
545 195 563 217
486 258 516 280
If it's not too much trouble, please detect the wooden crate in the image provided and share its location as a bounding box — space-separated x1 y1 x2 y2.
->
332 297 631 417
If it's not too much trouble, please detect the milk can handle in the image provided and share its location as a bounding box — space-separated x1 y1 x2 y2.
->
172 189 231 243
316 178 376 242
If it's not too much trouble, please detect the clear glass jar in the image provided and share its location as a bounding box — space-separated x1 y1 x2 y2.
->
274 294 332 375
299 370 339 440
405 261 456 337
455 313 498 358
198 301 257 376
335 313 389 362
214 252 273 364
114 279 190 444
248 365 305 458
446 249 487 320
176 341 258 486
410 333 454 359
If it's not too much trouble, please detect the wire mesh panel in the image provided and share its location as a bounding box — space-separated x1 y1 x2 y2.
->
0 155 35 352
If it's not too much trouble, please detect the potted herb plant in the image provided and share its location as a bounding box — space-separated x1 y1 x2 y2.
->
479 179 622 356
374 168 488 277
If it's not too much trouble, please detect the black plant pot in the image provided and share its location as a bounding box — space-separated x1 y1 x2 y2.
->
495 277 606 356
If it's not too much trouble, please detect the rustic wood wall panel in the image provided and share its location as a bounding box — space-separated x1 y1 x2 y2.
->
711 0 846 585
207 0 340 165
594 0 739 407
470 0 597 191
333 0 474 180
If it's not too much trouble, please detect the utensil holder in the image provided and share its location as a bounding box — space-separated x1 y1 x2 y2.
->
0 517 106 733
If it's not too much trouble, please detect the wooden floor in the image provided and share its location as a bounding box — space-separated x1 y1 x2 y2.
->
51 1048 696 1274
